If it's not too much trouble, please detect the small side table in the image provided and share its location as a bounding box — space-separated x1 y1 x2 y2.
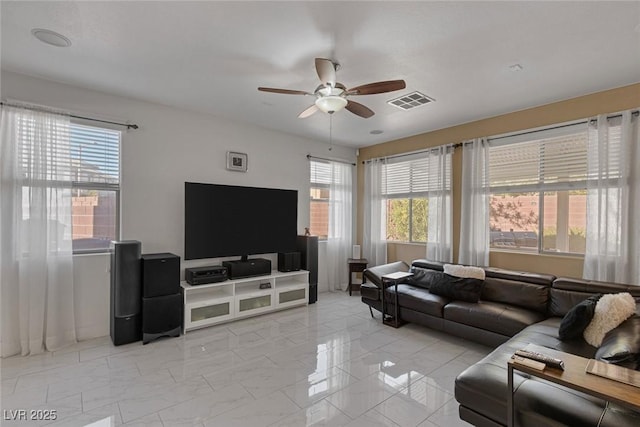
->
381 271 413 328
347 258 368 296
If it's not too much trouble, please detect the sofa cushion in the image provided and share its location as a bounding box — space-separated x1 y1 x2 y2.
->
387 284 450 318
513 379 615 427
484 267 555 286
509 317 597 357
549 277 640 317
444 301 547 337
429 274 484 303
405 267 442 290
584 292 636 347
558 294 602 341
595 314 640 368
481 277 550 314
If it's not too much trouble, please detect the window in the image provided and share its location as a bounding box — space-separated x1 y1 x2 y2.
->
382 153 450 243
488 123 588 254
17 119 120 253
310 160 330 239
70 123 120 252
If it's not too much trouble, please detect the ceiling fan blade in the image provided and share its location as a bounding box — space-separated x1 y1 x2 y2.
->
258 87 310 95
315 58 336 87
347 80 406 95
298 104 319 119
346 100 374 118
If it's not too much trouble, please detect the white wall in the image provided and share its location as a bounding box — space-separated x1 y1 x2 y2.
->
2 71 356 340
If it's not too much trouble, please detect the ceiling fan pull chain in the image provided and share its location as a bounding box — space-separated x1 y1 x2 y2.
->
329 113 333 151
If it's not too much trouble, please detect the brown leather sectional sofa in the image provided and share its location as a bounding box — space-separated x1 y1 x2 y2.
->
362 259 640 427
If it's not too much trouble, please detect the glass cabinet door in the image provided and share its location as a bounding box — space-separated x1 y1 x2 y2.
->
191 302 230 322
238 294 272 313
279 288 306 304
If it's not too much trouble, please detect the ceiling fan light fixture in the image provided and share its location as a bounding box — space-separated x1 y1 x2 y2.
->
315 96 347 114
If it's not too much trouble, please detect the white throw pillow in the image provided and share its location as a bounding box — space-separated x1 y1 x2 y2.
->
583 292 637 347
443 264 485 280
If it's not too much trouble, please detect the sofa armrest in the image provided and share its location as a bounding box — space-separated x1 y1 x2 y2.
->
363 261 410 288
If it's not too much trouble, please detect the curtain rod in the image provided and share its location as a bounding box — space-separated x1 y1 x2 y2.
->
458 109 639 146
361 143 455 164
307 154 355 166
0 101 139 130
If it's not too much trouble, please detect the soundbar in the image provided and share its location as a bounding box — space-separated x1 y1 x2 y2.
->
223 258 271 279
185 265 228 285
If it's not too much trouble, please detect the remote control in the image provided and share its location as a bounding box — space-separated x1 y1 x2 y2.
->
515 349 565 370
511 355 546 370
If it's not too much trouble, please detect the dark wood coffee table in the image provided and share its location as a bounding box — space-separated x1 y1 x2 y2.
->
507 343 640 427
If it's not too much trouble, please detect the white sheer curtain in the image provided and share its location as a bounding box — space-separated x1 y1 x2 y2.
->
459 138 490 266
425 146 453 262
0 104 76 357
583 111 640 284
363 158 387 266
326 161 353 291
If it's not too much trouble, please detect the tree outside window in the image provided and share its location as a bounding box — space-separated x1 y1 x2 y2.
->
386 197 427 243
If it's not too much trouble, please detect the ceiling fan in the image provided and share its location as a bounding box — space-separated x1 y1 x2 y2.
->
258 58 406 119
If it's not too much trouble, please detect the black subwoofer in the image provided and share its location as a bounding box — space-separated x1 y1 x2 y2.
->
110 240 142 346
142 294 182 343
141 252 182 344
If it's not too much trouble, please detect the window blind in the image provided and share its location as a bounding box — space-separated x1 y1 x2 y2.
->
71 123 120 186
310 160 331 185
488 122 592 192
382 151 451 197
18 120 120 186
310 159 351 186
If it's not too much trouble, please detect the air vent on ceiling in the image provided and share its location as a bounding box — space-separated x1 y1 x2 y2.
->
387 91 434 111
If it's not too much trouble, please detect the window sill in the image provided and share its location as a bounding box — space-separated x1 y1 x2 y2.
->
73 251 110 257
385 241 426 246
489 249 584 259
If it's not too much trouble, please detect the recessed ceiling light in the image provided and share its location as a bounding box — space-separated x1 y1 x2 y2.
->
370 130 384 135
31 28 72 47
509 63 524 72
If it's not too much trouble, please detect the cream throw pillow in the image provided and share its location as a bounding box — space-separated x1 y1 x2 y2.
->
443 264 485 280
583 292 636 347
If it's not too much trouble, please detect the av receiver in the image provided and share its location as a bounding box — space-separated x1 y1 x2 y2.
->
185 266 228 285
223 258 271 279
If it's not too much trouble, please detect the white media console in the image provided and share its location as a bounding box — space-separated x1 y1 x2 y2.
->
181 269 309 332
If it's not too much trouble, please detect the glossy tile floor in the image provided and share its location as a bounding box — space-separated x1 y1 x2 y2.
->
1 292 491 427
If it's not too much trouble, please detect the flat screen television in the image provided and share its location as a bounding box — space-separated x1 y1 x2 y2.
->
184 182 298 260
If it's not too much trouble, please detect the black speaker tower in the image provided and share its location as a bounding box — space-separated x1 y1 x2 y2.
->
296 235 318 303
110 240 142 346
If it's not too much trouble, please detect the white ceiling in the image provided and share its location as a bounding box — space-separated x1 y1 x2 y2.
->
2 1 639 148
